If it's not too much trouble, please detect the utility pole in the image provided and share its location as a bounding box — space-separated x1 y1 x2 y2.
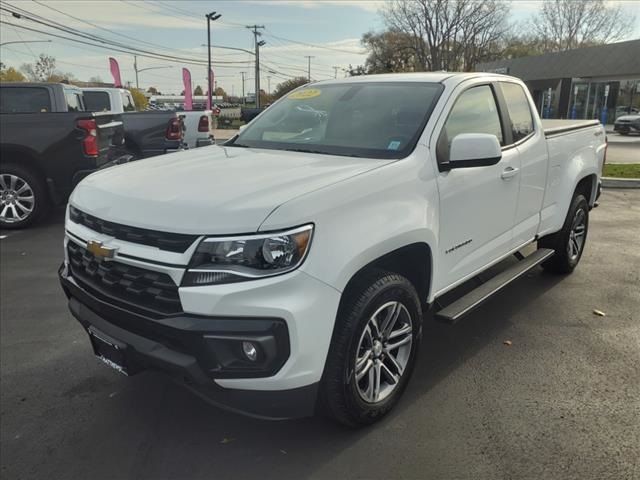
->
267 75 271 94
206 11 222 109
247 25 265 107
304 55 315 82
240 71 246 104
134 55 139 89
332 66 339 79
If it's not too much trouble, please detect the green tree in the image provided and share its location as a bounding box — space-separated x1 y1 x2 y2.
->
214 86 227 101
272 77 309 100
193 85 203 96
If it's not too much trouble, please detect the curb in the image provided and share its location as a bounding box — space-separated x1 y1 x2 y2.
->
602 177 640 189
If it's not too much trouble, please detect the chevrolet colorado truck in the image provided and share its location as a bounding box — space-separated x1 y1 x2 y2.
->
59 73 606 426
0 83 125 228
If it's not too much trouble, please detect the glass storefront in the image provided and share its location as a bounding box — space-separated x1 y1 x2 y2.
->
567 78 640 123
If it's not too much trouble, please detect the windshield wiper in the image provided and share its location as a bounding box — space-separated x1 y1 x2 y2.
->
282 147 329 155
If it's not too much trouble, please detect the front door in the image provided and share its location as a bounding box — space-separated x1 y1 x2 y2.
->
433 84 520 294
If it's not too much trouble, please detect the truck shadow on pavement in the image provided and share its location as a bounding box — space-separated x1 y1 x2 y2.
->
107 262 565 479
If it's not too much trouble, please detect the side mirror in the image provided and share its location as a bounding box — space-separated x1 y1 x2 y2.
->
444 133 502 170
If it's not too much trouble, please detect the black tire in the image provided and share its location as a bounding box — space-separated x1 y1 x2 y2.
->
0 163 49 229
539 193 589 274
319 270 422 427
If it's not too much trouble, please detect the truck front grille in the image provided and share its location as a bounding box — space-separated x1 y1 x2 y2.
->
67 240 182 316
69 206 198 253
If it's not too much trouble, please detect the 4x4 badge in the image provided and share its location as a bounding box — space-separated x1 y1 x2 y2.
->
86 240 117 260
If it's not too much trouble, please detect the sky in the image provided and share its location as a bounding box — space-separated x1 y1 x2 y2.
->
1 0 639 96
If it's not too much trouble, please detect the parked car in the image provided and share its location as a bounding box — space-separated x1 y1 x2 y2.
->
613 113 640 135
82 88 186 158
615 105 639 118
0 83 125 228
60 73 605 426
180 110 215 149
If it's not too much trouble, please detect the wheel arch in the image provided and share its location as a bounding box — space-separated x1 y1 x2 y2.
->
0 146 47 181
338 242 433 314
574 173 598 206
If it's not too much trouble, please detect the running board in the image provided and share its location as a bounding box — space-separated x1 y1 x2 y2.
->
435 248 555 324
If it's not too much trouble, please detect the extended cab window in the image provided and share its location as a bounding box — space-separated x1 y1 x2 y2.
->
437 85 503 164
0 87 52 113
121 92 136 112
501 82 534 142
65 92 83 112
84 91 111 111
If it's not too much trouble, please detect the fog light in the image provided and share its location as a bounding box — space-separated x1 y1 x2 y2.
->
242 341 258 362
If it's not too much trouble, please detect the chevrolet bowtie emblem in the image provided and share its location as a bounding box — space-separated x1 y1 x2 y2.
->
86 240 117 260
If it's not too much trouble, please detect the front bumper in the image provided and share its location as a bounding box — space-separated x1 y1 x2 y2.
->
614 123 640 133
59 255 339 419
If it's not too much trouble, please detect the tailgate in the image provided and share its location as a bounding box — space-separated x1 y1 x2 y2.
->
94 112 125 166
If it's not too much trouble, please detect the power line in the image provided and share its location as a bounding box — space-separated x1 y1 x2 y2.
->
263 29 365 55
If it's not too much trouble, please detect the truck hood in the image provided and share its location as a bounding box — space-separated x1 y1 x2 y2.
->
71 145 392 234
615 114 640 122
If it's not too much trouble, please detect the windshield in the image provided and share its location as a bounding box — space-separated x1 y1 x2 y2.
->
228 82 443 159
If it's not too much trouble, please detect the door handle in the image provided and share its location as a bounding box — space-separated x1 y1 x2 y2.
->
501 167 519 180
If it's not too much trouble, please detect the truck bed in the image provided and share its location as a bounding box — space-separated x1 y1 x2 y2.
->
542 119 600 137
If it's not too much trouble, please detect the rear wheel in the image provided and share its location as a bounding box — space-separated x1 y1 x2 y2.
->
319 271 422 427
539 193 589 274
0 164 48 229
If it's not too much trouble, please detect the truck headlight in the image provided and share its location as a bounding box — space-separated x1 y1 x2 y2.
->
182 225 313 286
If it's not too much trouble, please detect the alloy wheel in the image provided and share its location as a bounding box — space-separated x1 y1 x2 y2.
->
0 174 35 224
354 301 413 404
567 208 586 261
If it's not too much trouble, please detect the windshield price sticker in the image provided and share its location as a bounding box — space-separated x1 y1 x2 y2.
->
289 89 322 100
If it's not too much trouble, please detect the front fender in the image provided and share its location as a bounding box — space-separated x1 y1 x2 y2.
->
260 150 440 295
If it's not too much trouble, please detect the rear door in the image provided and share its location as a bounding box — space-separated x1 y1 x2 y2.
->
433 83 521 293
497 81 548 248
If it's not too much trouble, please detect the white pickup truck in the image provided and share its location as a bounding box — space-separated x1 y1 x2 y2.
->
59 73 606 426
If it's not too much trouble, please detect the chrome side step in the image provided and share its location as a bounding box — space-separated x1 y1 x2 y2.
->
435 248 555 324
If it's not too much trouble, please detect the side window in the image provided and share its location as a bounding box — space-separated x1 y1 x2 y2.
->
437 85 503 163
65 92 81 112
121 92 136 112
0 87 52 113
501 82 534 142
83 91 111 111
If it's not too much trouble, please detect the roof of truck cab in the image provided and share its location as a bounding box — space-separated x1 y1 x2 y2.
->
312 72 504 85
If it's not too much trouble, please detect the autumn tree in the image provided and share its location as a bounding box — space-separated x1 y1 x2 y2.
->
127 88 148 110
193 85 203 96
272 77 309 99
531 0 635 52
0 64 26 82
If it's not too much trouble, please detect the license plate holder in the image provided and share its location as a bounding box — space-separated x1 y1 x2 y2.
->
88 326 129 376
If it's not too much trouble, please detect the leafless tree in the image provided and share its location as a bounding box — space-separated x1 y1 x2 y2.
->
531 0 635 52
382 0 511 72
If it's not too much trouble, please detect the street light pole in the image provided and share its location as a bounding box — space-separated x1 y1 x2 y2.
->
240 71 246 104
206 11 222 109
0 39 52 47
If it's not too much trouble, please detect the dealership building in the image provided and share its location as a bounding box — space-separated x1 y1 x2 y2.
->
477 39 640 123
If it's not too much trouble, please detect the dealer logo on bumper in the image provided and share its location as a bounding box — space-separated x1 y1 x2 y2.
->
86 240 118 260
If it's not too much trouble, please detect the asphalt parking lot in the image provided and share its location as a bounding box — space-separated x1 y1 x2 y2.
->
1 189 639 480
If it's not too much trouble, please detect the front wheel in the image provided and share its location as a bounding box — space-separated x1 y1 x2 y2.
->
539 193 589 274
319 271 422 427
